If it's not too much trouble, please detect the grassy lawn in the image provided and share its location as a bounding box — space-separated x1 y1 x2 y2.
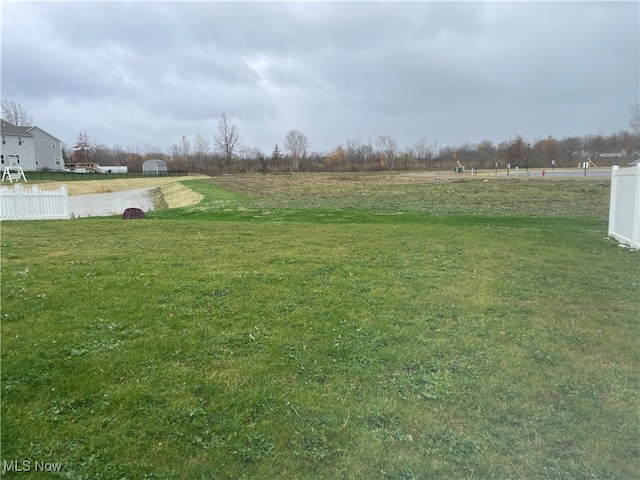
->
2 174 638 479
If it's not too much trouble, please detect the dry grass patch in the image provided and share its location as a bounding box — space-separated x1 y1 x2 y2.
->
32 175 208 195
160 181 205 208
202 172 611 218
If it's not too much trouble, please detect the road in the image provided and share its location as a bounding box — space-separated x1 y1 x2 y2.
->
489 168 612 179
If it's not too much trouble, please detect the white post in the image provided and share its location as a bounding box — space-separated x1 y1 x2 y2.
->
632 164 640 249
60 185 70 219
608 166 618 239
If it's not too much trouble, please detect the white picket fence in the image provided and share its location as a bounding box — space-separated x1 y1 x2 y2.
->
0 184 70 221
608 164 640 250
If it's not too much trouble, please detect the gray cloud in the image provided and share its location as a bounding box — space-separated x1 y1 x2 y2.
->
1 1 637 153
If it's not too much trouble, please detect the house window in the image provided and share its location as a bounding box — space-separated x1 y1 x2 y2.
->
18 136 24 146
1 155 4 164
52 142 56 148
35 157 39 165
16 155 20 164
1 135 5 145
55 157 61 165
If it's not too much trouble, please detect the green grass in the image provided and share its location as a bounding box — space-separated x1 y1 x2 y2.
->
2 174 638 479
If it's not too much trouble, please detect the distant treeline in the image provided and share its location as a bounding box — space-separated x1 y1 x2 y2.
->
66 130 639 175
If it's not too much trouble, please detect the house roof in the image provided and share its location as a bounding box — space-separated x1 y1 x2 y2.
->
0 118 34 136
26 125 60 142
143 159 167 166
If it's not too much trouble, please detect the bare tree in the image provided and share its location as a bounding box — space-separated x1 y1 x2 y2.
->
429 140 439 170
112 145 129 165
213 112 241 167
243 147 266 172
629 102 640 136
413 138 432 168
398 147 415 169
1 99 33 126
541 135 558 165
436 144 455 171
325 145 347 171
360 140 374 170
167 144 181 161
473 139 495 169
284 130 309 172
193 131 210 168
90 142 110 164
375 135 398 170
345 138 361 170
143 143 163 157
505 135 526 167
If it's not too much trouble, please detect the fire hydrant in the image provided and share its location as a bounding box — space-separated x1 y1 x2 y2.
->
542 170 546 177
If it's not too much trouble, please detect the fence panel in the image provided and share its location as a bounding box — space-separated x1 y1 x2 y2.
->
608 164 640 249
0 184 70 221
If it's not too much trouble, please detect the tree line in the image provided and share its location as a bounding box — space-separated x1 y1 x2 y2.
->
3 99 640 174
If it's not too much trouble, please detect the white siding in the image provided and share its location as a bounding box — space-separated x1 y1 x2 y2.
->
0 135 36 169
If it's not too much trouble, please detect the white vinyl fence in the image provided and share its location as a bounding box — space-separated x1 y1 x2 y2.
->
608 164 640 250
0 184 70 221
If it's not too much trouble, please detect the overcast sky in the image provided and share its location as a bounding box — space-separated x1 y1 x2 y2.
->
2 1 638 155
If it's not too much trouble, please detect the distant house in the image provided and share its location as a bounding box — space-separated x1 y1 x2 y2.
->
599 149 628 158
0 119 64 171
142 159 168 175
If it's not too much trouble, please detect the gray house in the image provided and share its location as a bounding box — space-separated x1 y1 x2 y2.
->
142 159 168 175
0 119 64 171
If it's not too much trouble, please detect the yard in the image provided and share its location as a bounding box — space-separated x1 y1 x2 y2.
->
1 173 638 479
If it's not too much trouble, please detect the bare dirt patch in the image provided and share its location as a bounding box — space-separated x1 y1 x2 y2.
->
210 171 474 197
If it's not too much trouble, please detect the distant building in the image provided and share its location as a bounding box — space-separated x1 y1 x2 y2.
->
599 149 628 158
142 159 168 175
0 119 64 171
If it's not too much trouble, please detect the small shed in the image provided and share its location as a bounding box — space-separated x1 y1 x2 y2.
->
143 159 168 176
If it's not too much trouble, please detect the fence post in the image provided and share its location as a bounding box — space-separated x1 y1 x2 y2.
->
608 166 618 239
60 185 70 219
633 164 640 249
